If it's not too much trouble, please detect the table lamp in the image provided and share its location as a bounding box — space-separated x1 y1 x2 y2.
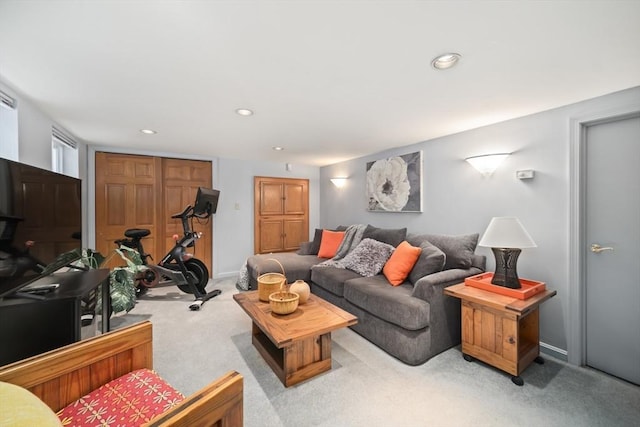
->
478 217 537 289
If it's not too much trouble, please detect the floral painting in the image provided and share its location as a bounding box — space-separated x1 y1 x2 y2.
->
366 151 422 212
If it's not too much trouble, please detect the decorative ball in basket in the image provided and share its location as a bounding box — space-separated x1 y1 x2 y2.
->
257 258 287 302
289 280 310 304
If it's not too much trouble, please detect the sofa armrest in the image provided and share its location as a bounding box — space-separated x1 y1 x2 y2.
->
410 267 483 357
412 267 484 302
145 370 243 427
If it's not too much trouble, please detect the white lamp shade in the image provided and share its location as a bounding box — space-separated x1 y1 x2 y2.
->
330 177 347 188
465 153 509 176
478 217 537 248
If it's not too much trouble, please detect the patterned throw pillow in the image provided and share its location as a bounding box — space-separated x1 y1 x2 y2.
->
341 238 395 277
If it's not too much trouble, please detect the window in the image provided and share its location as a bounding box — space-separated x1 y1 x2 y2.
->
0 90 18 161
51 126 79 177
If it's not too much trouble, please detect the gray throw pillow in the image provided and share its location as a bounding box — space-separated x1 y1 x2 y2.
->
421 233 479 270
307 228 324 255
341 238 395 277
362 225 407 247
296 241 314 255
408 241 446 284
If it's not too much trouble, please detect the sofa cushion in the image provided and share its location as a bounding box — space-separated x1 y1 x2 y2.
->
341 238 395 277
343 275 430 330
362 225 407 247
311 266 362 297
318 230 346 258
56 368 184 427
410 233 479 270
0 381 62 426
383 241 422 286
406 240 447 285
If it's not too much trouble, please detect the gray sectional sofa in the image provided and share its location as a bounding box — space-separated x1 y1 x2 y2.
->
244 226 485 365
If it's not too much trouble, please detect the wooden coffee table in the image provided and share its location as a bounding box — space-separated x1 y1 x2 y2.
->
233 290 357 387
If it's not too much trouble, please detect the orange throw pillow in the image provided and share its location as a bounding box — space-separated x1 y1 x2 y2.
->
383 241 422 286
318 230 346 258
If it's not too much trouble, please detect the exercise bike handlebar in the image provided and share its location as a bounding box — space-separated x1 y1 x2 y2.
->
171 205 194 220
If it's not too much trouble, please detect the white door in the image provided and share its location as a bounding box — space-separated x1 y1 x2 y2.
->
585 114 640 385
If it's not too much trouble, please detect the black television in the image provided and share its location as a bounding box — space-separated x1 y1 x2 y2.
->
0 158 82 298
192 187 220 218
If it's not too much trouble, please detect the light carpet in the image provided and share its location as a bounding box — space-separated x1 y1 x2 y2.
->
109 278 640 427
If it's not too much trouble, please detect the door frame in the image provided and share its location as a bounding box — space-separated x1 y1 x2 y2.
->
568 103 640 366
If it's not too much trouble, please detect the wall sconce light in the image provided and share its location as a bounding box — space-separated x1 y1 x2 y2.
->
465 153 510 176
330 177 347 188
478 216 537 289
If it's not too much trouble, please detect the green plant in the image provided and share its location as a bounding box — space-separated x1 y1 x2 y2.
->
52 246 148 314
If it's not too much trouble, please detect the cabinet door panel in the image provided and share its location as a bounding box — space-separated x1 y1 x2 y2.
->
95 153 160 269
260 219 284 253
283 218 305 252
284 183 306 215
260 182 284 215
161 159 212 274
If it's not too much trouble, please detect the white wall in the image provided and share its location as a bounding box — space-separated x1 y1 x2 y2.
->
215 158 320 277
320 85 640 357
0 80 89 246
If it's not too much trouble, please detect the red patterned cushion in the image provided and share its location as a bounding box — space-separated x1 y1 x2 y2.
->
57 369 184 426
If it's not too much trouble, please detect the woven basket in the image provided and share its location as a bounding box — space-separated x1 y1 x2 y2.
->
257 258 287 302
269 291 299 315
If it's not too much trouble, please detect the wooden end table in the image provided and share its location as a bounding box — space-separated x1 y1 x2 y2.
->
233 291 357 387
444 283 556 386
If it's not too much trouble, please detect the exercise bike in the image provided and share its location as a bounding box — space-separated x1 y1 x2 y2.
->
115 187 221 311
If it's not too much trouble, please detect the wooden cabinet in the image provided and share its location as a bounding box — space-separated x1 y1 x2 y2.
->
254 177 308 254
95 153 213 273
444 283 556 385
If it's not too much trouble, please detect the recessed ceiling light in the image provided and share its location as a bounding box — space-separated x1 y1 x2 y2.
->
140 129 157 134
272 146 284 151
431 53 461 70
236 108 254 116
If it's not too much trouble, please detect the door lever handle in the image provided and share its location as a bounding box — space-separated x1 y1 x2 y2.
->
591 244 614 253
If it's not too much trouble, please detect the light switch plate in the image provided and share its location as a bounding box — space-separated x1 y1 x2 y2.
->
516 169 535 180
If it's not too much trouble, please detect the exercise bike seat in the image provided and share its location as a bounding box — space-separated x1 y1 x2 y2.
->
124 228 151 239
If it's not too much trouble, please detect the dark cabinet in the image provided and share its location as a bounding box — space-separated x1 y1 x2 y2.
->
0 269 110 366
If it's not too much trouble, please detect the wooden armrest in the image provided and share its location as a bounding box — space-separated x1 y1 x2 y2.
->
0 321 153 411
145 370 243 427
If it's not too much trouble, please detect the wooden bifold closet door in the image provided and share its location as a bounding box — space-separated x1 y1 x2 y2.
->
95 152 212 274
254 176 308 254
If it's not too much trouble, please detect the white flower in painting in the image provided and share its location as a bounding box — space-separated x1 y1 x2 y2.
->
367 156 410 211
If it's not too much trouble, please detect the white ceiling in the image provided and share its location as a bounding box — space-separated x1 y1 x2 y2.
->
1 1 639 167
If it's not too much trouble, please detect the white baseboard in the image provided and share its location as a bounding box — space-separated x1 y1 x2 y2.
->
214 271 240 280
540 341 568 362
